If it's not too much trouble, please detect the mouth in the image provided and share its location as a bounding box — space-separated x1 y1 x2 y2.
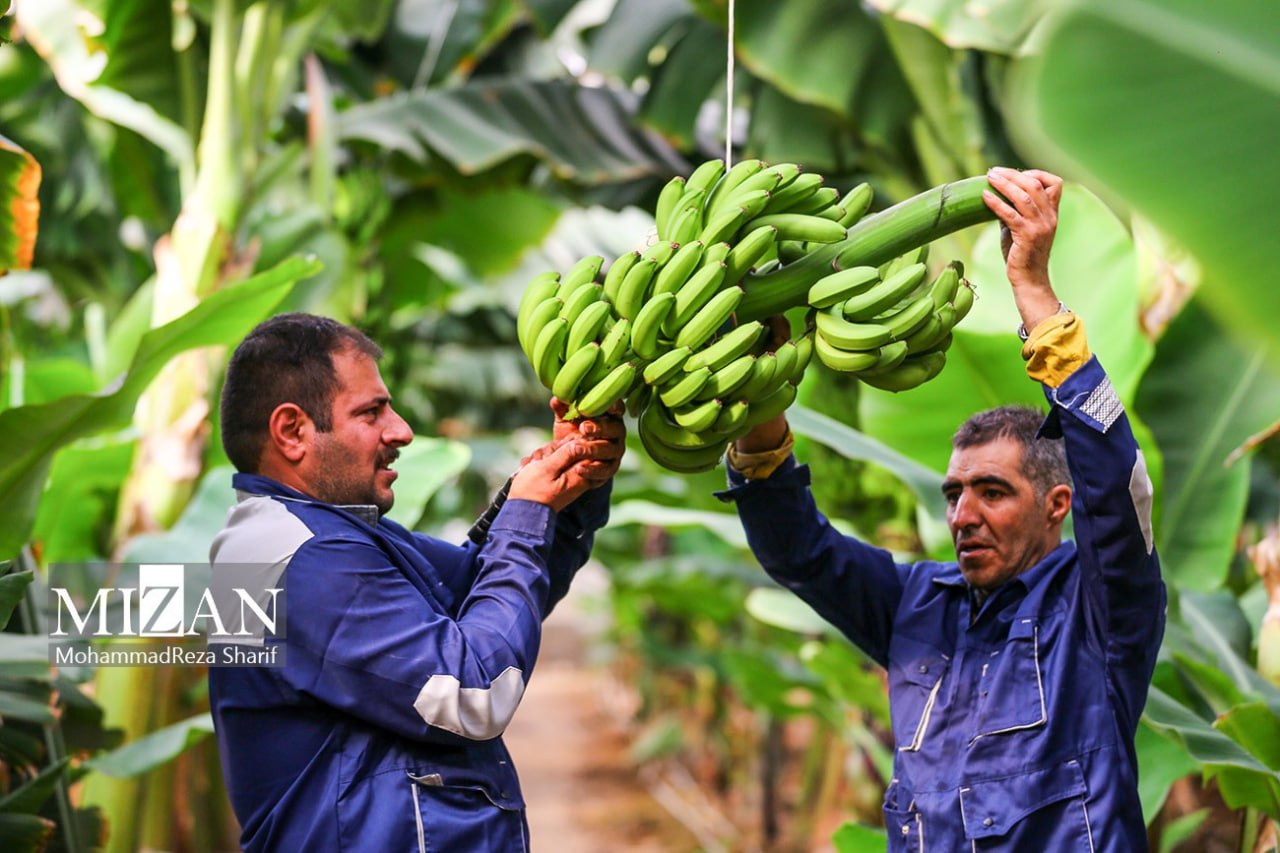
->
956 541 993 560
376 451 400 479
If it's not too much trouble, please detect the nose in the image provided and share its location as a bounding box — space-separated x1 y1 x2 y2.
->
950 489 980 532
384 407 413 447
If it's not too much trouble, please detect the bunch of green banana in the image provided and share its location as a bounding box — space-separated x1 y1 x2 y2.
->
810 253 976 391
517 158 1003 472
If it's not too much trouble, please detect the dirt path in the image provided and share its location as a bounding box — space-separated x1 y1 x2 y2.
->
504 567 702 853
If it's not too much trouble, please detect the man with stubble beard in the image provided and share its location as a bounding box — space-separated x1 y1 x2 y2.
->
208 312 624 851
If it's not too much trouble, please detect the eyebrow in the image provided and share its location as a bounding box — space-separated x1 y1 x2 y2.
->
940 474 1017 494
349 394 391 413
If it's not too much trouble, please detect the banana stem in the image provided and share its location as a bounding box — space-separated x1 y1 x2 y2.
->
737 176 998 323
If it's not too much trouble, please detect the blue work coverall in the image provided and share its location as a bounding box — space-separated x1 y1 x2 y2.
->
720 357 1165 851
208 473 609 852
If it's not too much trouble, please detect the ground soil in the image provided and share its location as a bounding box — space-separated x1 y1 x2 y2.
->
504 569 702 853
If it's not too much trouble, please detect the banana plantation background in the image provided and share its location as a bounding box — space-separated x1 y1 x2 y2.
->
1 0 1278 850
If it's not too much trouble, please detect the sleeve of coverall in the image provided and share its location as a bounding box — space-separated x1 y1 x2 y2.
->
1039 353 1166 737
431 481 613 616
279 498 559 744
543 480 611 613
716 457 907 667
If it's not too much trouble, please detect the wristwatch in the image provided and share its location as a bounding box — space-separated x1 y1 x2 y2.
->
1016 301 1069 341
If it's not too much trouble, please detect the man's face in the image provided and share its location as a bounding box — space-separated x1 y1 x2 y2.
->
942 437 1065 591
304 348 412 515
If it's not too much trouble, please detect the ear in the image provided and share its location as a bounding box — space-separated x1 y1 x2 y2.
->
267 403 313 464
1044 483 1072 526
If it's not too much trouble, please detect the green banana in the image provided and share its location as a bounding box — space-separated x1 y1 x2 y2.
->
659 366 712 408
743 382 798 429
705 159 766 215
673 398 723 432
814 307 893 351
602 251 640 305
520 297 564 362
598 317 632 367
558 255 603 298
717 170 784 216
631 291 676 360
861 339 909 375
654 176 687 240
674 285 745 351
642 240 677 265
858 351 946 392
792 186 842 216
814 332 883 372
928 263 962 309
684 158 726 197
734 351 778 400
878 293 935 340
807 266 880 309
734 188 776 222
643 346 692 385
517 275 560 349
666 204 703 246
532 317 570 387
665 263 727 337
625 382 652 419
653 240 706 297
712 399 750 434
741 213 846 244
640 401 725 451
879 245 929 280
552 342 601 402
723 226 778 285
702 242 732 267
818 205 846 222
899 309 947 355
763 173 825 214
842 262 928 321
771 340 799 387
576 361 637 417
637 420 726 474
614 258 659 320
559 282 603 326
566 300 613 354
684 321 765 373
698 205 750 246
696 354 756 401
837 183 874 227
952 280 976 320
790 332 815 384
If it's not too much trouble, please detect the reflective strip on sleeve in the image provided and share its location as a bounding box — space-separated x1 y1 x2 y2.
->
1129 450 1155 555
412 666 526 740
1080 376 1123 432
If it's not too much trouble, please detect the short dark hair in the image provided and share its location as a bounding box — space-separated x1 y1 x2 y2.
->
220 313 382 473
952 405 1071 497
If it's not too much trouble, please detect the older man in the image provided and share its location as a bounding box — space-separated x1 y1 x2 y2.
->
721 168 1164 850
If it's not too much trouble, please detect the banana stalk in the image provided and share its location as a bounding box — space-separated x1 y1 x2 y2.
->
736 176 995 323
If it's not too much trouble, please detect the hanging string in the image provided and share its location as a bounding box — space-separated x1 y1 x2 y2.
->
724 0 736 168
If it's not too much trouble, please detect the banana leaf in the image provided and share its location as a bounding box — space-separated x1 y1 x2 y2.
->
867 0 1047 53
0 133 40 272
16 0 193 175
84 712 214 778
585 0 691 81
336 78 687 184
0 571 32 630
0 256 317 559
1135 301 1280 590
1009 0 1280 359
